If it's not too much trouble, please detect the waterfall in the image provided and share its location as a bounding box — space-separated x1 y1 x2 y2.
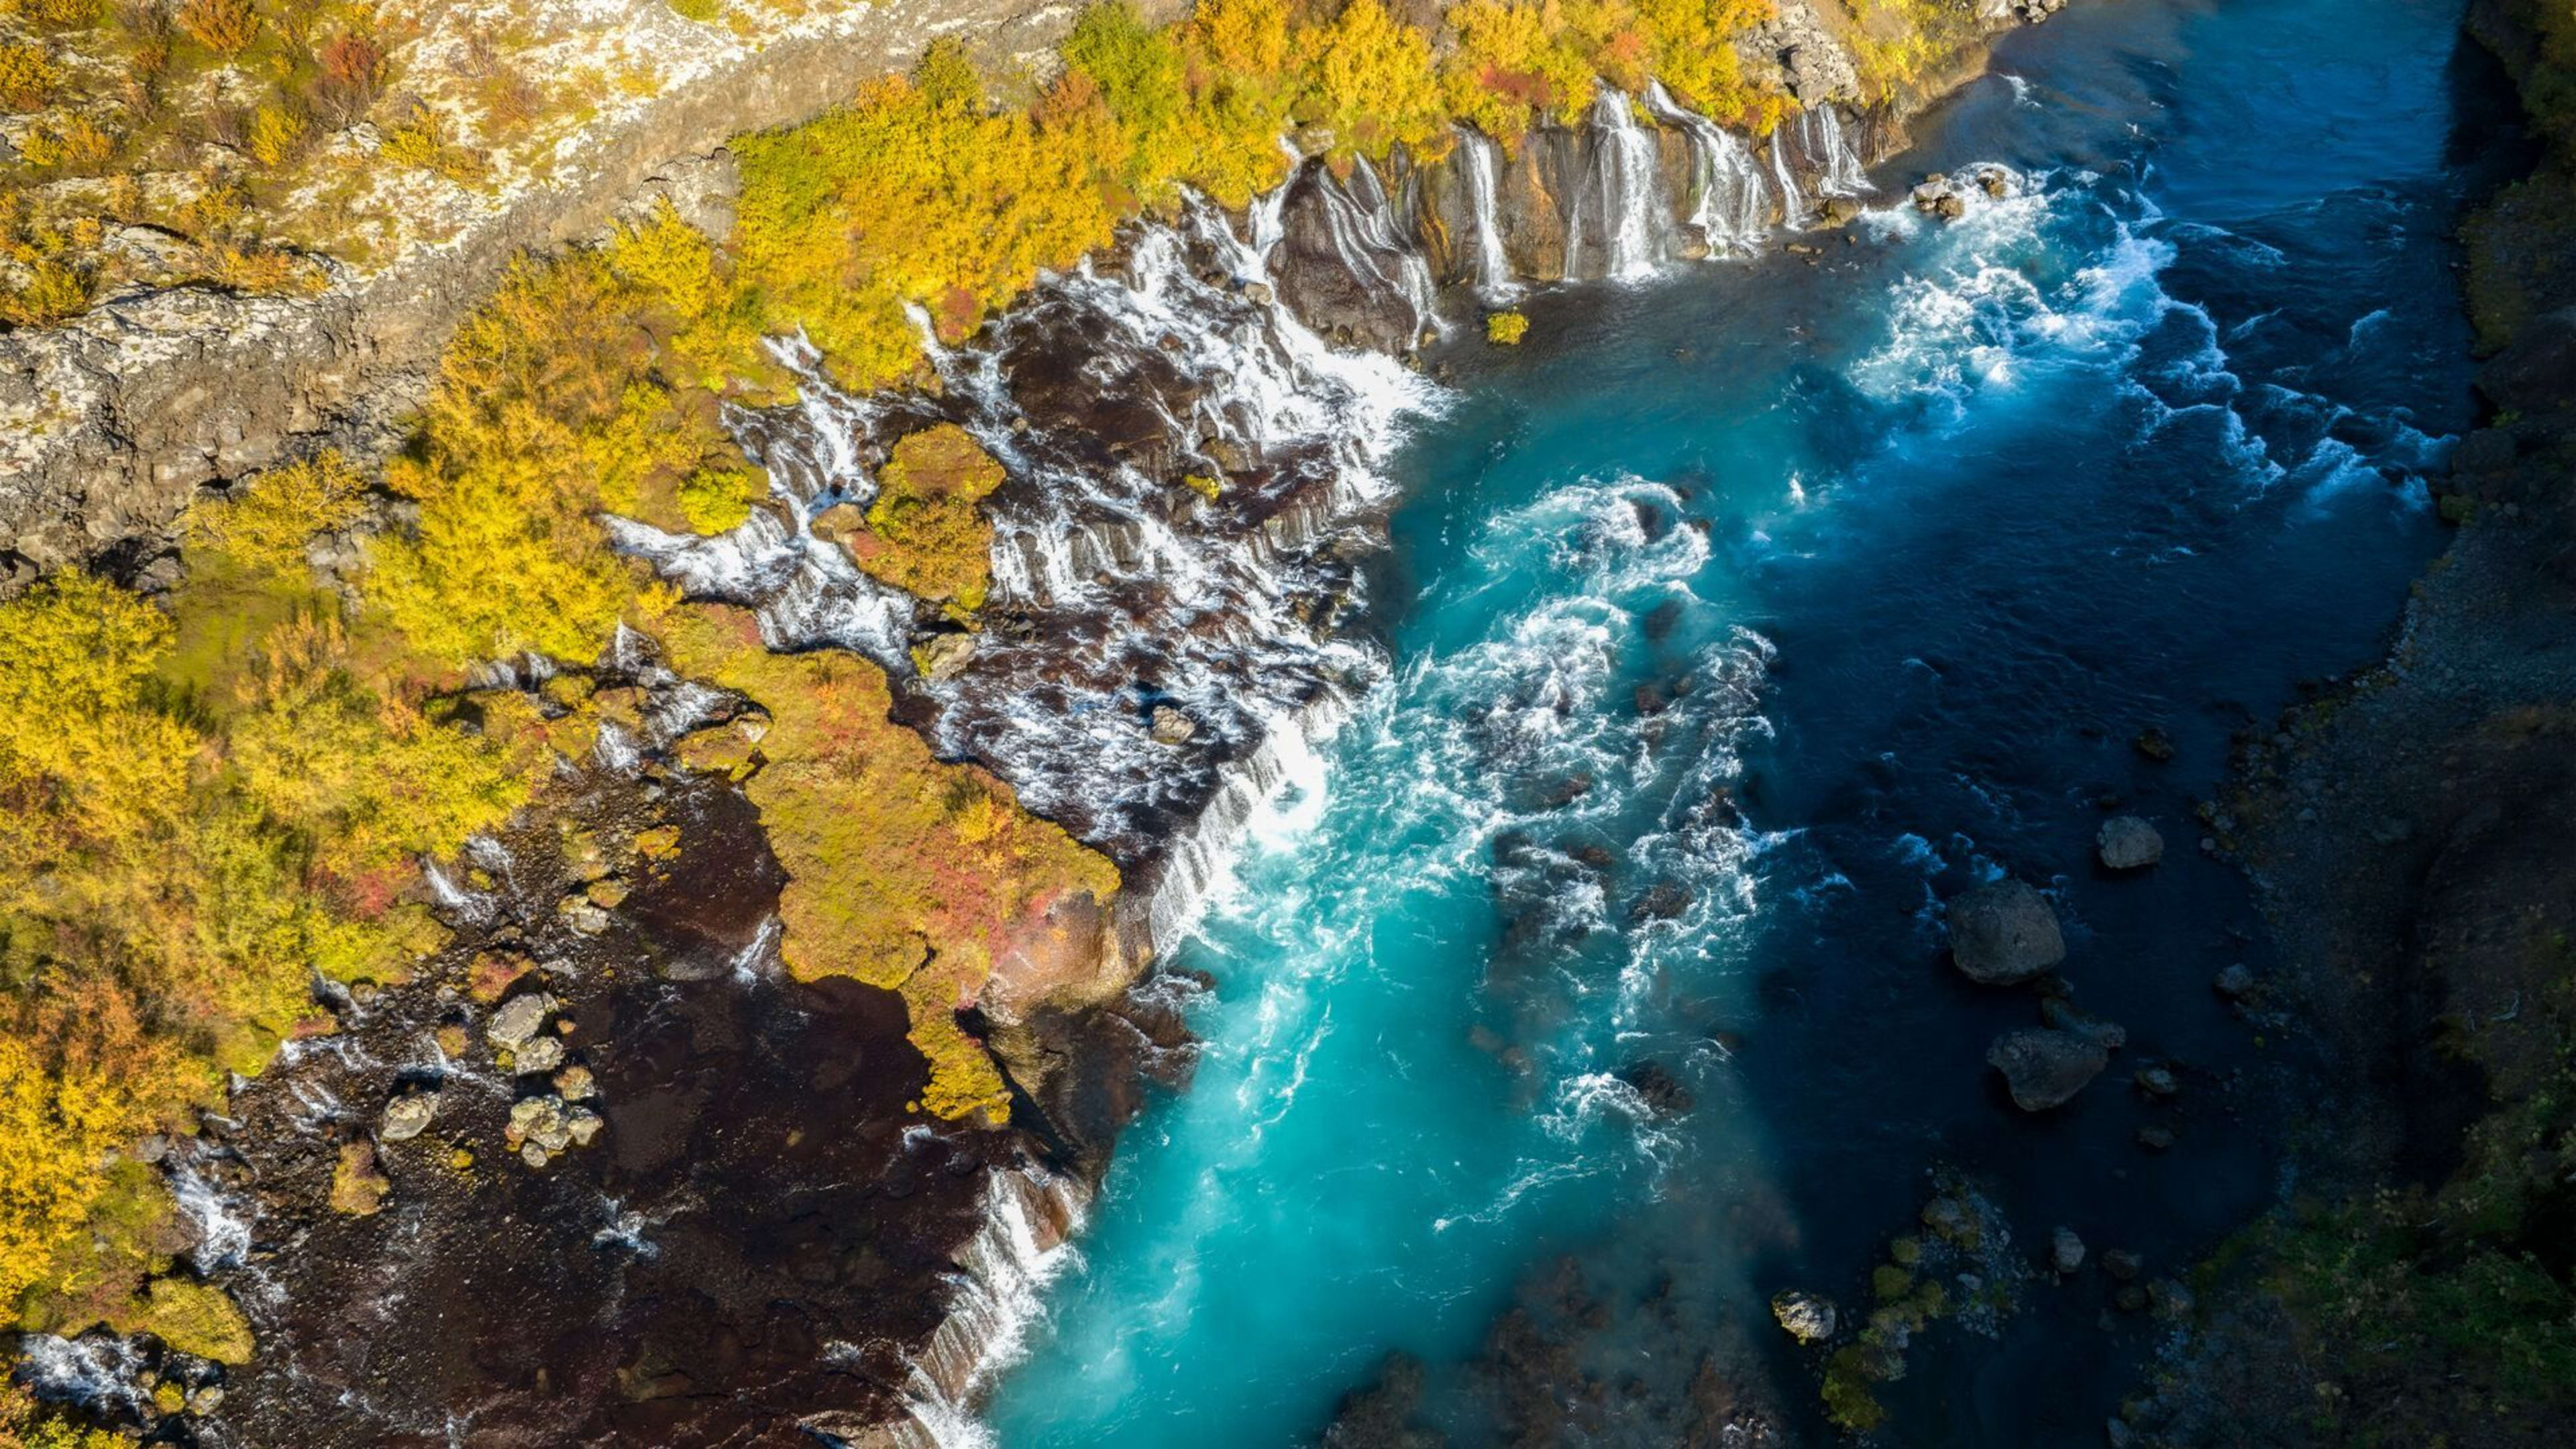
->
1457 128 1515 296
1767 104 1874 226
1766 125 1806 225
1644 83 1774 256
1569 89 1666 280
600 174 1439 879
1799 104 1874 197
1142 690 1348 954
898 1165 1090 1444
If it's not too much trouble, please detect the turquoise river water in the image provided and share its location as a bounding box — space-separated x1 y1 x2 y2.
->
989 0 2491 1441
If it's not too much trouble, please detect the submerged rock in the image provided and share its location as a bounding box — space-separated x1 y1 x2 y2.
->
1771 1290 1837 1343
2096 816 2164 870
2213 962 2258 1000
1986 1028 2110 1110
2039 997 2127 1050
1616 1060 1695 1116
2049 1227 2086 1275
1948 881 2067 984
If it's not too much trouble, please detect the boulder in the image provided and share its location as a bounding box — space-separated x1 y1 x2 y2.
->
1616 1060 1695 1116
2049 1226 2086 1275
1986 1028 2110 1110
2100 1248 2143 1281
2134 1063 2180 1099
2477 305 2576 415
2096 816 2164 870
1770 1290 1837 1343
1948 880 2067 984
2213 962 2257 1000
379 1093 439 1143
1148 706 1197 745
512 1036 566 1075
915 631 978 682
486 993 558 1051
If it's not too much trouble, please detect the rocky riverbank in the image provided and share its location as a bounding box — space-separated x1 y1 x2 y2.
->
2114 2 2576 1442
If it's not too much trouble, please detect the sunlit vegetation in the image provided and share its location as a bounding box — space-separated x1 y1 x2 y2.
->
851 423 1006 616
1843 0 1983 101
660 606 1118 1124
365 203 767 667
1485 307 1529 343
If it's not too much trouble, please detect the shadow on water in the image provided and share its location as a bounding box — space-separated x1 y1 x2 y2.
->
987 2 2500 1444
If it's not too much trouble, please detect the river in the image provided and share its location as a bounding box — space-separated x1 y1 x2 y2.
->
987 0 2483 1442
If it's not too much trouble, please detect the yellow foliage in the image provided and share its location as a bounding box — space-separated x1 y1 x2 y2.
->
119 1275 252 1363
1305 0 1446 160
731 45 1127 390
247 103 306 168
608 198 722 321
854 423 1006 613
17 113 115 170
0 1034 166 1312
0 42 59 113
4 0 101 28
677 464 765 533
173 0 256 56
1 1384 127 1449
223 612 539 880
1486 308 1529 343
1845 0 1973 101
1444 0 1603 138
184 449 369 577
0 256 91 326
1638 0 1781 129
380 103 487 184
366 251 666 667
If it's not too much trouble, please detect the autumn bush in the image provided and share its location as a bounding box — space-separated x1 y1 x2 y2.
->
185 449 368 575
0 41 58 111
174 0 256 56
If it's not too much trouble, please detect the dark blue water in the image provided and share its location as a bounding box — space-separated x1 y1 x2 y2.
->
989 0 2479 1442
